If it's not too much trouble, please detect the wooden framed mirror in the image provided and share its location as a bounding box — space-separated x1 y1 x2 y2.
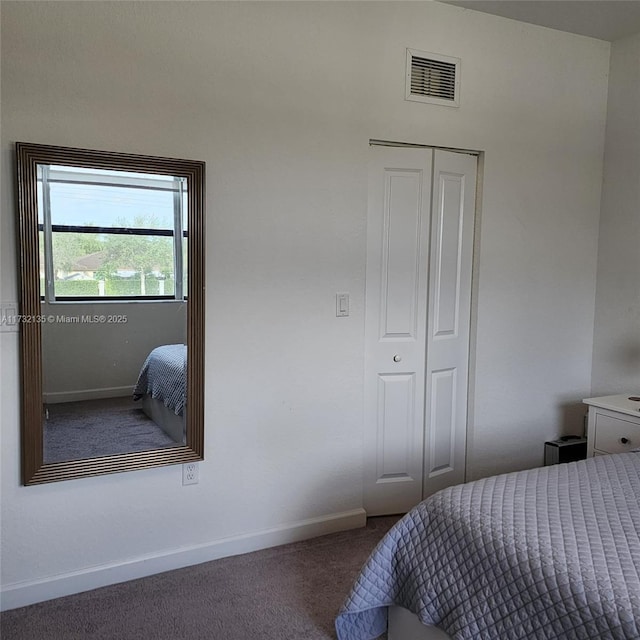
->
15 143 205 485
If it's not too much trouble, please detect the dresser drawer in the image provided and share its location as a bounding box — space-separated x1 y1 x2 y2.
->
594 413 640 454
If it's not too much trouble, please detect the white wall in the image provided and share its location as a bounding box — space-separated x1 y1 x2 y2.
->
591 32 640 395
0 1 609 606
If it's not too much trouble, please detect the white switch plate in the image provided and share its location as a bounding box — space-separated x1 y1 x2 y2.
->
336 292 349 317
0 301 19 333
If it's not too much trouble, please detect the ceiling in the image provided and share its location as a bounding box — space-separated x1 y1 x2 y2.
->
438 1 640 41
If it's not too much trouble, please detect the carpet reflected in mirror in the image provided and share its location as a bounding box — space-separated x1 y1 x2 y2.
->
43 397 180 463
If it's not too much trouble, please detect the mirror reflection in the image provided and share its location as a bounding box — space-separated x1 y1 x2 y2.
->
36 164 188 463
16 142 205 485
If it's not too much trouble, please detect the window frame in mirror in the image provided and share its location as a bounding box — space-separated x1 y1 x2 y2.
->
15 142 205 485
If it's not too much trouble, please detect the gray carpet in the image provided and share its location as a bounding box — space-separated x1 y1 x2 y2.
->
1 516 399 640
44 397 179 463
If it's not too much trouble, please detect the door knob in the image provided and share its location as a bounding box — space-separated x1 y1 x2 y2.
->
393 355 402 362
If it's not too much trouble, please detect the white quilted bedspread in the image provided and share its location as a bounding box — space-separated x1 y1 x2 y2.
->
336 453 640 640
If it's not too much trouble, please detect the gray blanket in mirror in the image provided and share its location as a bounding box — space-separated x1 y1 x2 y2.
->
133 344 186 416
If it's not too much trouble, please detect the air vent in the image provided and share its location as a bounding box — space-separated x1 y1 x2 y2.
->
405 49 460 107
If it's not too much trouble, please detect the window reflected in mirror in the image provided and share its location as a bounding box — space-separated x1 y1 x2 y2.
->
37 165 188 301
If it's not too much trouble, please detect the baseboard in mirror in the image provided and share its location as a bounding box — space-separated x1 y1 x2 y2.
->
43 386 134 404
388 606 453 640
0 508 366 611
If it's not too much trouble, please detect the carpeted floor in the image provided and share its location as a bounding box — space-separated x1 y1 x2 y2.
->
44 397 180 463
1 516 400 640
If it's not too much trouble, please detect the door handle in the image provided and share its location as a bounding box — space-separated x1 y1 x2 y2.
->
393 355 402 362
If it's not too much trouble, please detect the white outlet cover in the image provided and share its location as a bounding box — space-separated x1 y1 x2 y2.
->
182 462 199 485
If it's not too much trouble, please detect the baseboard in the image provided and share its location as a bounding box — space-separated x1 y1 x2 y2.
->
43 386 134 404
0 507 366 611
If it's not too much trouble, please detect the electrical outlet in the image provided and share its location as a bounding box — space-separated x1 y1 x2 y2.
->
182 462 199 485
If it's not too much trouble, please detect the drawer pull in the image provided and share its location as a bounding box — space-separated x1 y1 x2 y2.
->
621 437 631 445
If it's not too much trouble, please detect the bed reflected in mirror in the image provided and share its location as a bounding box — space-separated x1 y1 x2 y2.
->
16 143 205 483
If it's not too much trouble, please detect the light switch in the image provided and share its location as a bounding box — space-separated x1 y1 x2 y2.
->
336 292 349 317
0 301 19 333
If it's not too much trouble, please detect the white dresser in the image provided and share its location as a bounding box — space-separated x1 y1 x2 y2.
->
583 394 640 457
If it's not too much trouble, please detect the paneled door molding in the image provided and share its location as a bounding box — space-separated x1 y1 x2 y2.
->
364 145 477 515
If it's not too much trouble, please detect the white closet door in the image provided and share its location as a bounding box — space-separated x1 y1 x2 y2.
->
423 150 476 498
364 147 433 516
364 146 476 515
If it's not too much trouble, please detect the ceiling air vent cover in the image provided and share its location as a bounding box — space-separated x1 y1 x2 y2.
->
406 49 461 107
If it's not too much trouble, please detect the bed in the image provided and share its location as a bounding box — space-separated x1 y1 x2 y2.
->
336 452 640 640
133 344 187 443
